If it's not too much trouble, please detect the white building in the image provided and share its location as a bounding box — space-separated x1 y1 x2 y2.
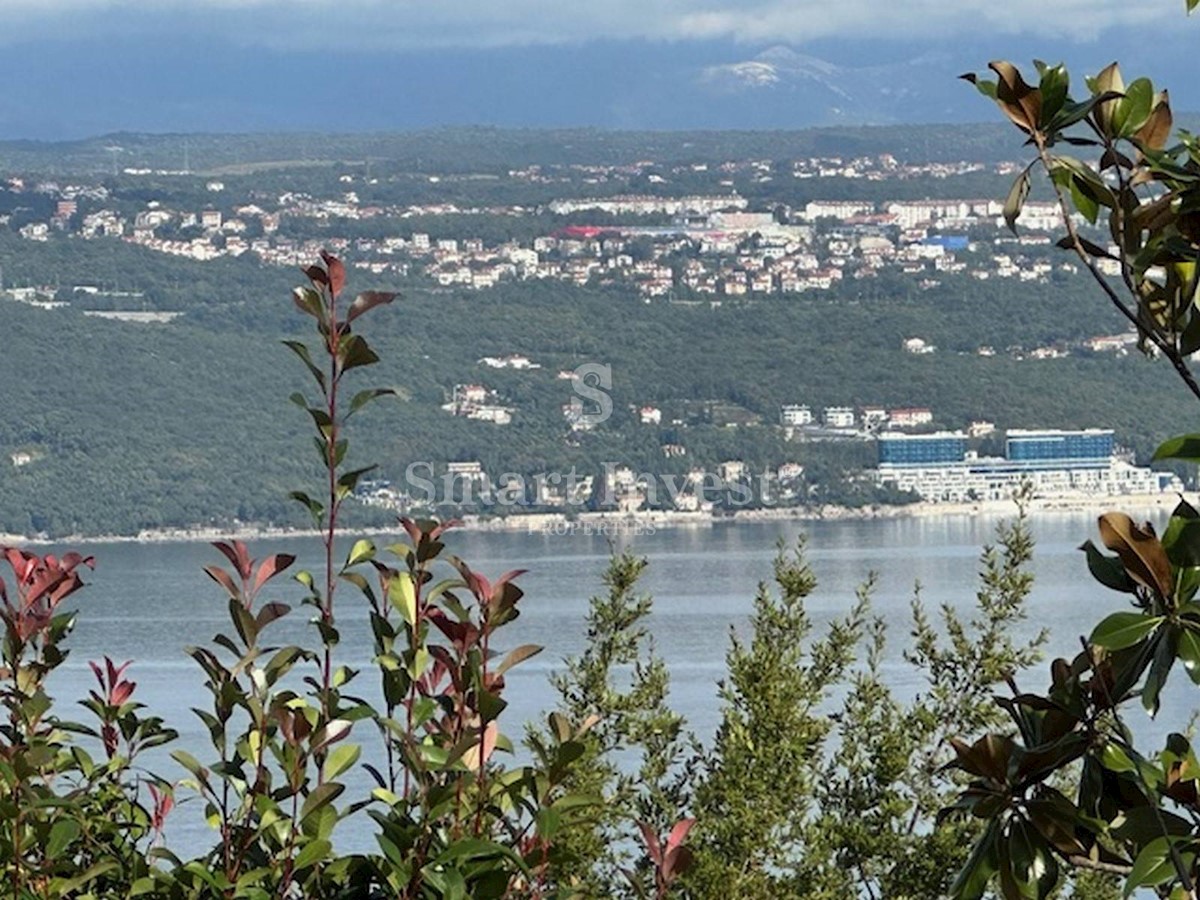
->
823 406 856 429
781 404 813 426
873 429 1180 502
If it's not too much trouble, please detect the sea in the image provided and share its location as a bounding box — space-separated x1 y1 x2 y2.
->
22 509 1200 856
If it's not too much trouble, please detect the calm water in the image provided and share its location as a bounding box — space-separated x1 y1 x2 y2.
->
25 510 1198 854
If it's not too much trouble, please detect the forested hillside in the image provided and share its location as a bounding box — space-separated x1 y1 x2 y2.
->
2 243 1197 536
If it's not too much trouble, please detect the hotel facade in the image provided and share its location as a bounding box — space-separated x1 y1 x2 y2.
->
873 429 1181 502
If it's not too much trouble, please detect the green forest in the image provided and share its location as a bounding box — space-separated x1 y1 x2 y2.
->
0 224 1196 536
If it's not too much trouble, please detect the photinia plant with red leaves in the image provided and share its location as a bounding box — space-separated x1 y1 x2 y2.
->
627 818 696 900
354 516 604 897
0 253 620 898
0 549 176 896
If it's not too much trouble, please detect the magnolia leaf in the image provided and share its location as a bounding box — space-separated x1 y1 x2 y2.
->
1080 540 1138 593
1098 512 1174 598
1125 836 1180 896
1113 77 1155 139
1155 433 1200 462
1178 626 1200 684
960 72 999 100
1135 90 1173 152
1090 611 1164 650
1003 169 1032 234
989 60 1042 134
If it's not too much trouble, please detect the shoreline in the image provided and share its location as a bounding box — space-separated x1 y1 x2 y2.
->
0 491 1182 547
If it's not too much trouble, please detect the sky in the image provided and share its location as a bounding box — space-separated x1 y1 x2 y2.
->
1 0 1198 137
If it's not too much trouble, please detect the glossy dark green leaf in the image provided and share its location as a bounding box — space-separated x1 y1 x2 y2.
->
1124 836 1178 896
1177 625 1200 683
1113 77 1155 138
1090 612 1163 650
1081 540 1138 593
1038 64 1069 128
1154 433 1200 462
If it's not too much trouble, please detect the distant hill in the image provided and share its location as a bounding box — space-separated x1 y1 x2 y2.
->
0 123 1022 176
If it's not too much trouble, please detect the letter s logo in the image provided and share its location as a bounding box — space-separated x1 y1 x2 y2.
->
570 363 613 427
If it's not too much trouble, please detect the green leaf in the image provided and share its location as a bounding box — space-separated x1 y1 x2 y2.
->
1125 836 1178 896
282 339 327 393
336 465 377 500
1099 741 1138 773
324 743 361 781
1080 540 1137 593
1179 626 1200 684
292 838 332 872
389 572 417 626
1038 63 1069 128
289 491 325 525
1163 506 1200 567
338 334 380 372
345 539 375 568
301 783 345 822
1113 77 1155 138
292 286 324 321
46 819 80 860
960 72 999 100
171 749 209 784
1090 612 1164 650
950 819 999 900
1069 176 1099 223
1154 433 1200 462
349 388 396 416
1003 168 1032 234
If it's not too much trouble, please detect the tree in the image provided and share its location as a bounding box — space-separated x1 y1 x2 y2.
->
945 25 1200 897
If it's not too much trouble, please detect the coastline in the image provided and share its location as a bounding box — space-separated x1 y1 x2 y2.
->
0 491 1182 547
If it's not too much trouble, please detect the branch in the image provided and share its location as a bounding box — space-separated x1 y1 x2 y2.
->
1033 137 1200 404
1065 855 1132 877
1078 637 1199 897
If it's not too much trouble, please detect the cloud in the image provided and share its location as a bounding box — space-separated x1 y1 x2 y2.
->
0 0 1187 48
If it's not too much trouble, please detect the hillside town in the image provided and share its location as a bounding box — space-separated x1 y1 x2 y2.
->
2 153 1079 303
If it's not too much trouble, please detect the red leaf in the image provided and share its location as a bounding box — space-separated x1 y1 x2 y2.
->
111 679 136 706
303 264 328 286
666 817 695 850
203 565 239 599
321 251 346 298
399 517 422 544
212 541 252 581
637 820 662 866
429 518 462 540
481 720 498 764
346 291 396 324
494 569 528 587
254 601 291 632
252 553 296 597
662 845 695 882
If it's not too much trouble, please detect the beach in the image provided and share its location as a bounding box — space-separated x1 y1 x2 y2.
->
0 490 1182 547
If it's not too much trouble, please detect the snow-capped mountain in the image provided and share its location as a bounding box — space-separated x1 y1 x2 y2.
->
697 46 964 126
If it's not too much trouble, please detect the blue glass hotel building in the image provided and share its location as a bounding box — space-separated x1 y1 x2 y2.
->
874 429 1175 501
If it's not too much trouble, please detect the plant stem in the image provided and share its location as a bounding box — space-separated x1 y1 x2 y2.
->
1034 134 1200 403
